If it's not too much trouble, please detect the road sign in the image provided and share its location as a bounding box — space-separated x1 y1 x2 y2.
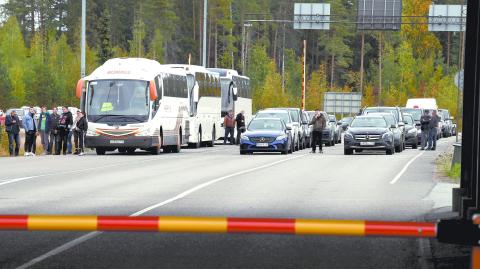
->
428 5 467 32
323 92 362 115
357 0 402 30
454 70 464 91
294 3 330 30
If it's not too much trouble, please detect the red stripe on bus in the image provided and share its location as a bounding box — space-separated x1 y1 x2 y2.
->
98 216 159 231
365 221 436 237
0 215 28 230
227 218 295 234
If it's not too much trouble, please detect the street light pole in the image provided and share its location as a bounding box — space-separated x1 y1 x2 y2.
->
81 0 86 78
202 0 208 67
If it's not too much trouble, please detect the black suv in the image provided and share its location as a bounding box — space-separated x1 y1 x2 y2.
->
344 115 396 155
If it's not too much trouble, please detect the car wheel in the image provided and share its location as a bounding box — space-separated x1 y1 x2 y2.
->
240 150 247 155
395 144 402 153
344 148 353 155
95 148 106 155
412 141 418 149
127 148 136 154
118 148 127 154
386 148 394 155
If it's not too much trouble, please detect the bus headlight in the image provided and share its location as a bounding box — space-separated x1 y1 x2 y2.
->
86 129 98 136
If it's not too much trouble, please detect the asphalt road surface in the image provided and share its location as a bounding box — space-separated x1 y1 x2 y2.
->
0 136 463 269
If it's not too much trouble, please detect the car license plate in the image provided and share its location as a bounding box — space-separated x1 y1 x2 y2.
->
256 143 269 147
360 142 375 146
110 140 125 144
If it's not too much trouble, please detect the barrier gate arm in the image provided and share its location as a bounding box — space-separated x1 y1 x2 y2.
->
1 215 480 267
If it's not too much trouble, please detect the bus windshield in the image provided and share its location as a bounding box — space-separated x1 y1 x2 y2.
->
87 80 150 123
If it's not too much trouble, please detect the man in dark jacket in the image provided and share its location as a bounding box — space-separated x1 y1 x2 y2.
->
309 109 326 153
419 110 431 150
73 111 88 155
428 110 440 151
235 110 245 145
37 106 50 154
5 110 21 156
48 107 60 155
56 106 73 155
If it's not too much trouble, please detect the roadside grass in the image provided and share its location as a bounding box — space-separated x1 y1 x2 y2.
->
436 150 461 183
0 126 45 157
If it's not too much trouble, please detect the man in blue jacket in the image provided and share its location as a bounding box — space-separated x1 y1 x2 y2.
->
22 107 38 156
5 110 21 156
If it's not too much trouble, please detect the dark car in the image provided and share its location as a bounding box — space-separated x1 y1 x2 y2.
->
343 115 395 155
239 118 293 155
367 112 405 152
438 109 453 137
363 106 406 145
403 113 418 149
341 117 353 131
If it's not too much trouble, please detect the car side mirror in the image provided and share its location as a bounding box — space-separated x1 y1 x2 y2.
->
390 124 396 129
286 126 292 131
337 122 342 125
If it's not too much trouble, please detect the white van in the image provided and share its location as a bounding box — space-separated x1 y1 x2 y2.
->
405 98 438 110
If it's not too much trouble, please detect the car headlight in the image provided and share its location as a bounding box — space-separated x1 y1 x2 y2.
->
408 128 417 134
344 132 353 139
382 132 392 139
241 134 249 141
275 134 287 141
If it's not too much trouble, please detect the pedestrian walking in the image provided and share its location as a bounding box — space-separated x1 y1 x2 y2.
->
309 109 326 153
235 110 246 145
67 110 76 154
73 111 88 155
38 106 50 154
22 107 38 156
48 107 60 155
419 110 431 150
5 110 21 156
427 110 440 151
56 106 73 155
223 110 235 145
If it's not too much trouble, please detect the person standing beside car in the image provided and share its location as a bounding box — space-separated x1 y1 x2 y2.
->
56 106 73 155
235 110 246 145
419 110 431 150
48 107 60 155
73 111 88 155
37 106 50 154
22 107 38 156
5 110 21 156
428 110 440 151
310 109 326 154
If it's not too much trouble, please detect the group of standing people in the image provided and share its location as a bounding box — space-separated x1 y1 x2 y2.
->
420 109 440 151
223 110 246 145
4 106 88 157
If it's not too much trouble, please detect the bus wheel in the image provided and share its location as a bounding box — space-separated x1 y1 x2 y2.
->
96 148 106 155
170 132 182 153
208 127 215 147
189 130 201 148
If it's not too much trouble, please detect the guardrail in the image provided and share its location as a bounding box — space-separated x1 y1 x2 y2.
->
0 215 479 267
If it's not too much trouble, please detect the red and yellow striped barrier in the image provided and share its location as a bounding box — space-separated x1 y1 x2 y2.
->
0 215 437 238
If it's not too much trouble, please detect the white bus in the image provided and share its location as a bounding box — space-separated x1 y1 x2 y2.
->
76 58 193 155
165 64 221 146
207 68 252 137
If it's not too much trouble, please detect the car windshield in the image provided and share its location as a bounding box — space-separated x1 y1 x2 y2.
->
248 119 284 131
342 117 353 124
382 114 396 126
257 112 291 123
402 109 421 121
404 115 414 125
288 110 299 123
350 117 387 128
365 108 399 121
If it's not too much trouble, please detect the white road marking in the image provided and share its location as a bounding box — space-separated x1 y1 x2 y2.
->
16 153 308 269
389 151 425 185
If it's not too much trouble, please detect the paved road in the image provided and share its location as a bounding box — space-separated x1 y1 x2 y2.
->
0 136 462 268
